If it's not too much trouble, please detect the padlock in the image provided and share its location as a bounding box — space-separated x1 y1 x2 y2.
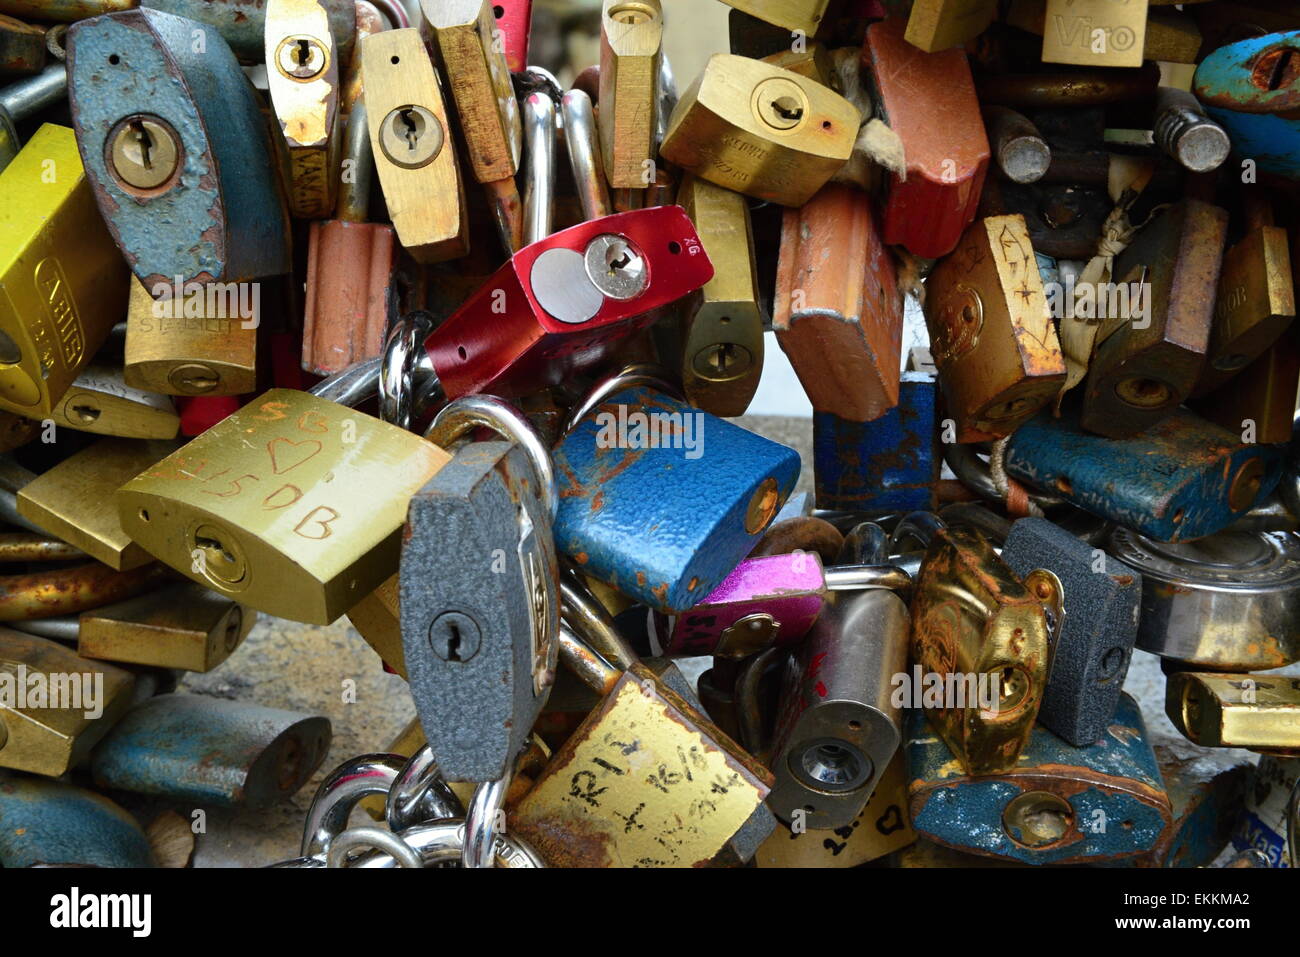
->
346 572 405 677
1153 86 1232 174
1000 515 1142 746
717 0 832 35
50 364 180 439
0 13 44 75
423 0 523 253
905 693 1172 865
1193 192 1295 397
1166 671 1300 750
662 174 764 418
1037 0 1149 68
862 17 989 259
16 438 178 570
985 106 1050 184
124 277 257 397
302 104 396 377
67 9 292 287
924 214 1065 442
509 623 775 867
361 27 468 263
0 771 154 868
492 0 530 72
0 123 128 420
1192 327 1300 445
0 627 135 776
1194 30 1300 182
1080 201 1228 437
903 0 996 53
754 752 916 868
1004 407 1284 542
659 53 859 208
598 0 661 194
400 397 559 784
138 0 354 64
1150 743 1249 868
1230 754 1296 867
265 0 342 219
89 693 331 807
656 551 909 659
774 183 902 423
552 383 800 612
765 528 910 830
758 43 839 90
0 63 66 170
1109 527 1300 670
419 206 714 400
70 582 254 672
902 513 1059 776
115 381 451 625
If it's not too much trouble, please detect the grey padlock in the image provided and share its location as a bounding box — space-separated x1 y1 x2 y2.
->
400 395 560 784
1002 515 1142 746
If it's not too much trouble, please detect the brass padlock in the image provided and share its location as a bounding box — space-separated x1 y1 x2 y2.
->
1191 328 1299 446
75 583 254 673
265 0 341 219
346 572 405 677
924 214 1065 442
670 174 764 417
16 438 178 570
660 53 859 208
1040 0 1149 68
361 28 469 263
1167 672 1300 751
116 386 451 625
904 0 997 52
124 277 258 397
0 124 128 419
50 365 181 440
599 0 662 192
718 0 831 35
0 627 135 777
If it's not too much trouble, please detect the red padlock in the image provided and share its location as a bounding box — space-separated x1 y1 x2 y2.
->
420 205 714 399
492 0 532 73
863 17 989 260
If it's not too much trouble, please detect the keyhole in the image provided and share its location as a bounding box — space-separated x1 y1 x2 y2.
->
399 108 422 152
1267 48 1298 90
1251 45 1300 91
131 119 155 171
294 37 311 67
770 95 804 122
607 248 632 271
708 342 735 374
70 404 100 424
195 534 236 569
446 621 464 660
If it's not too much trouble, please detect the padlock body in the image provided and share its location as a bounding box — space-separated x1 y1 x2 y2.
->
302 219 395 376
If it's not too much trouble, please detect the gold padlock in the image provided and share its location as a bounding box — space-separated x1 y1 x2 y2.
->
904 0 997 53
1040 0 1149 68
50 365 181 440
115 389 451 625
671 174 765 417
599 0 663 192
1191 329 1299 445
1167 671 1300 751
0 124 128 419
361 28 469 263
759 44 839 89
718 0 832 35
265 0 342 218
346 573 405 677
124 278 258 397
924 214 1065 442
660 54 859 208
16 438 178 570
0 627 135 777
74 583 254 673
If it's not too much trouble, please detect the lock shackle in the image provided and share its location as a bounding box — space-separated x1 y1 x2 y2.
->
655 51 678 151
309 355 382 408
943 443 1063 512
560 363 682 437
514 66 564 108
887 511 948 557
559 564 638 670
0 560 167 622
326 825 425 868
735 645 781 758
386 746 464 835
335 102 376 223
0 531 87 563
521 87 557 246
558 621 621 696
381 311 439 430
341 820 546 868
300 752 405 858
0 62 66 128
423 394 559 520
463 773 511 868
561 89 612 222
839 521 889 565
938 503 1014 544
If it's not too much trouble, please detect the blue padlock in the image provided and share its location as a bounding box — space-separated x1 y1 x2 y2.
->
553 385 801 612
0 771 154 868
1195 31 1300 182
67 9 291 288
905 693 1172 866
813 369 938 514
1004 406 1284 542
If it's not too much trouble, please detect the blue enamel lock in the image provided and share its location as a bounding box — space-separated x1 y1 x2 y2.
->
905 693 1172 866
553 385 801 612
0 771 154 868
1004 406 1284 542
813 369 938 514
67 9 291 288
1195 31 1300 182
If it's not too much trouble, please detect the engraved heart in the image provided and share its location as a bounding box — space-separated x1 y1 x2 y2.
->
267 437 323 475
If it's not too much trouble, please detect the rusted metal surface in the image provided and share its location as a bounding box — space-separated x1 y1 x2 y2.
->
0 561 167 620
750 516 843 563
976 62 1161 108
0 13 45 74
0 532 87 563
1149 744 1250 867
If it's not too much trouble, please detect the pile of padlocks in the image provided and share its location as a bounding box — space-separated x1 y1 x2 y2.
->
0 0 1298 869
